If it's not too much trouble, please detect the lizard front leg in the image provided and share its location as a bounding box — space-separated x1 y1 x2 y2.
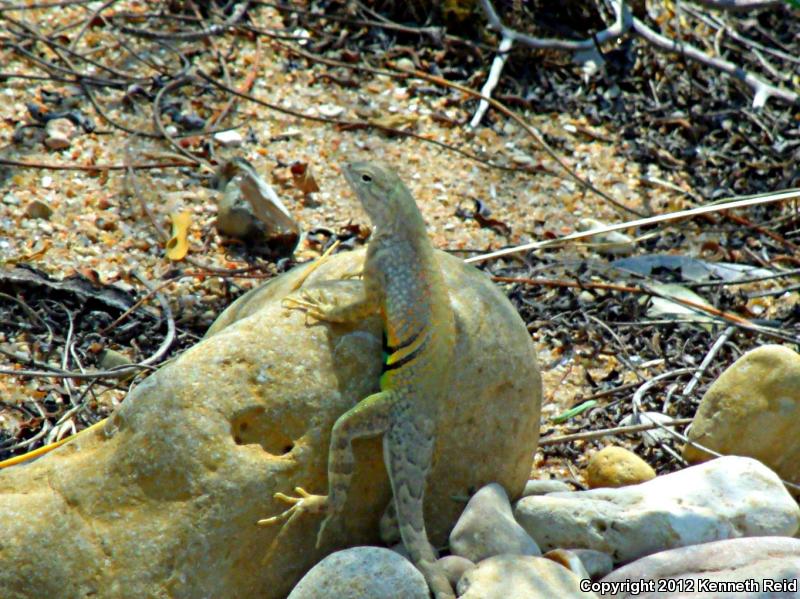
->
260 390 394 548
283 286 377 324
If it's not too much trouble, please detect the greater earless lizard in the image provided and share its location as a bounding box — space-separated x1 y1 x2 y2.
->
259 162 456 599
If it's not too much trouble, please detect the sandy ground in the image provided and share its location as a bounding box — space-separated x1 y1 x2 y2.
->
0 2 698 478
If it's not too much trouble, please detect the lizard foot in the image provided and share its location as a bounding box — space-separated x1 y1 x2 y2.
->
339 269 363 280
257 487 332 548
282 289 338 322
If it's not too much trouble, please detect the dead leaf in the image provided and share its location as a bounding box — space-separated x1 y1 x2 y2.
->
2 240 51 265
215 159 299 256
370 113 419 131
455 198 511 236
165 210 191 261
290 162 320 194
645 283 716 328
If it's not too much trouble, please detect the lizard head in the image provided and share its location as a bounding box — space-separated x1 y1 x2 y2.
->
342 161 411 229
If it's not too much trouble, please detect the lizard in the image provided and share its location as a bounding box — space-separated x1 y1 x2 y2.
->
259 161 457 599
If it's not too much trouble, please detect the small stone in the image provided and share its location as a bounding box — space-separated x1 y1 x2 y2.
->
457 555 598 598
215 159 299 246
510 152 536 167
436 555 474 588
287 547 429 599
522 479 573 496
684 344 800 493
543 548 590 579
394 58 415 72
44 118 76 150
563 548 613 579
586 446 656 488
213 130 243 146
449 482 540 563
96 216 117 231
24 199 53 220
577 290 595 305
318 103 345 118
98 349 132 371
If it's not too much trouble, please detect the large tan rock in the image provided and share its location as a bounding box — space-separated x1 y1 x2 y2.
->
0 248 542 599
683 344 800 490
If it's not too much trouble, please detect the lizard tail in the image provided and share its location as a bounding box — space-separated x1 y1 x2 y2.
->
415 553 457 599
397 493 456 599
384 422 456 599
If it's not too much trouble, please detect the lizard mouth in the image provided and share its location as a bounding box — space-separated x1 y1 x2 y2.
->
341 163 356 185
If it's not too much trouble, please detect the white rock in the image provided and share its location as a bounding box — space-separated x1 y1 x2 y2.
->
318 103 345 118
522 479 573 496
513 456 800 564
213 130 244 146
450 483 541 563
457 555 598 598
599 536 800 598
287 546 429 599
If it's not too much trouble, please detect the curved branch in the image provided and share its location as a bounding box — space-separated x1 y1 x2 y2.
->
631 17 799 108
478 0 798 109
469 34 514 128
479 0 632 51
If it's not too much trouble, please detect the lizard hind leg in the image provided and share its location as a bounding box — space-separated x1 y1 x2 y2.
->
315 390 394 547
384 420 456 599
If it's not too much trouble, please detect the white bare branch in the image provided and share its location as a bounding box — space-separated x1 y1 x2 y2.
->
630 16 799 108
469 35 513 128
478 0 632 51
474 0 798 113
472 0 631 125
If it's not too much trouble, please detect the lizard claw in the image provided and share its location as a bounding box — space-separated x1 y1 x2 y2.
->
259 487 331 564
282 290 336 322
257 487 328 527
339 269 363 280
315 514 334 549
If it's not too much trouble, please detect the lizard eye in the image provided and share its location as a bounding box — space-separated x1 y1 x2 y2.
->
361 174 372 183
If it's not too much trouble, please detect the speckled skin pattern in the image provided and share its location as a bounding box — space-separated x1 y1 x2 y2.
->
274 162 457 598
